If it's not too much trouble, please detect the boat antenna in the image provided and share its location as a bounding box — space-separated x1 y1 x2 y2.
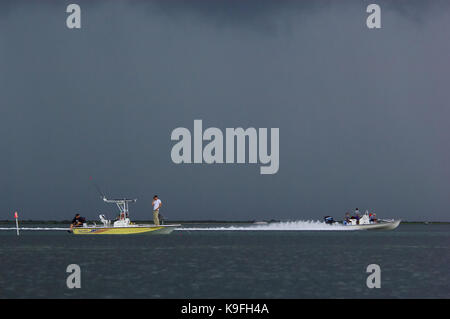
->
89 176 106 200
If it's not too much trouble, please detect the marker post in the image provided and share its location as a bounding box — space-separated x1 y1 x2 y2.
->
14 211 19 236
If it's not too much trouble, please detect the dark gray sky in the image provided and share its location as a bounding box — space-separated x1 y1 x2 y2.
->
1 0 449 221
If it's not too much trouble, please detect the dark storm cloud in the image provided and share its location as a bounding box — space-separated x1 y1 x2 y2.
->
143 0 450 28
139 0 322 33
1 0 449 21
1 0 450 222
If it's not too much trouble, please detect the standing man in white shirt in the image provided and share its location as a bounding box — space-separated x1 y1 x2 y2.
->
152 195 162 226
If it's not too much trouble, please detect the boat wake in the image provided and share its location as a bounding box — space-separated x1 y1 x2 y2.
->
177 220 354 231
0 227 70 231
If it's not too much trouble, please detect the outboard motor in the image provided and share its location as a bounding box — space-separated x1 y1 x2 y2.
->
324 216 335 225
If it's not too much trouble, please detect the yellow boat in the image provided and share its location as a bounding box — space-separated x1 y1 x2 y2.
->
72 225 178 235
71 197 180 235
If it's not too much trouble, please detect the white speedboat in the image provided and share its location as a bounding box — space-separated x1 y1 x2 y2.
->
324 211 401 230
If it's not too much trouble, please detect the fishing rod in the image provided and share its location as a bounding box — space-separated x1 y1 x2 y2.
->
88 176 114 222
89 176 106 199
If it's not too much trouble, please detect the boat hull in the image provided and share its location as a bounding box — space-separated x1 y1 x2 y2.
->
72 225 179 235
344 220 401 230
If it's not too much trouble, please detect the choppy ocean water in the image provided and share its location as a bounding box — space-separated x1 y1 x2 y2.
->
0 222 449 298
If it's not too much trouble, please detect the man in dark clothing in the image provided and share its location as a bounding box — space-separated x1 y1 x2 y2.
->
70 213 86 230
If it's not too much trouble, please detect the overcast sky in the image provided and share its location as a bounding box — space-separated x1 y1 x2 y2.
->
1 0 449 221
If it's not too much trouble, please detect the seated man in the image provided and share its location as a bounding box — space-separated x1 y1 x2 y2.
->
70 213 86 230
344 212 351 225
